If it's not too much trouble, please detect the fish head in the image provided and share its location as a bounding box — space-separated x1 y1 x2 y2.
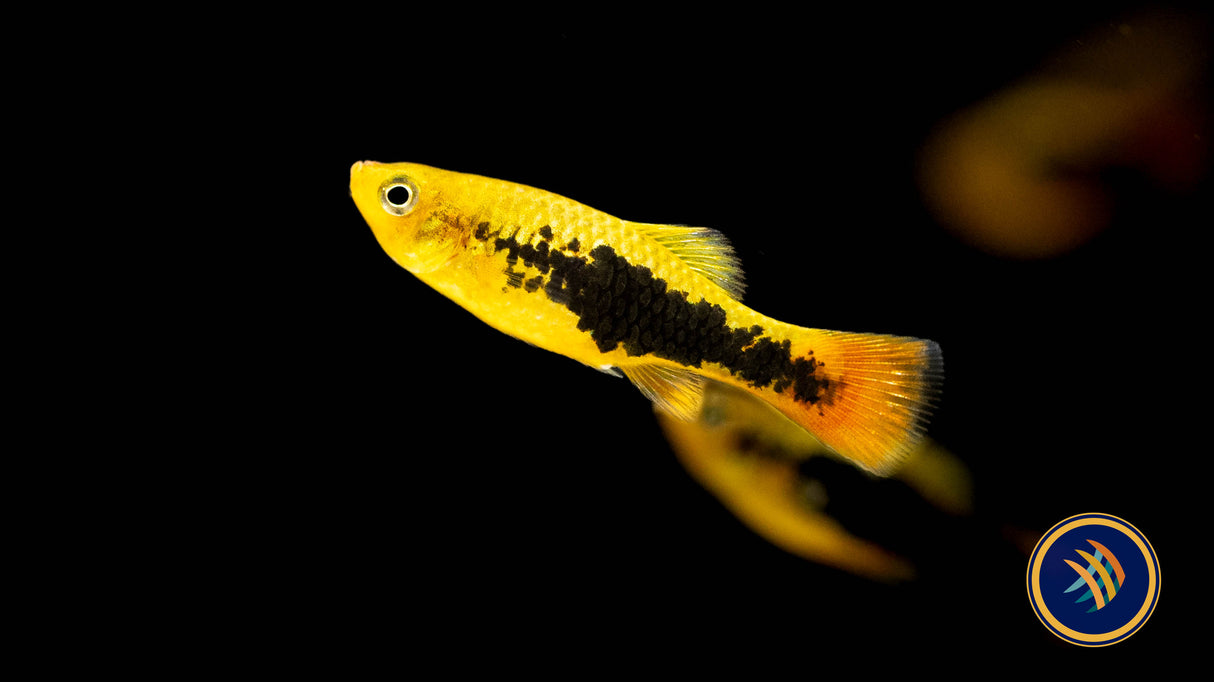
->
350 161 466 274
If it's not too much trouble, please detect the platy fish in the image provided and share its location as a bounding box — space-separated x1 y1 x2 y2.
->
350 161 943 474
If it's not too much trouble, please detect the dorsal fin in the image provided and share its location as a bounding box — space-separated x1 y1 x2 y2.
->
630 222 747 301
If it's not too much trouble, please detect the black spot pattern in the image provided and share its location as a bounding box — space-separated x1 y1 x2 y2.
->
473 223 829 405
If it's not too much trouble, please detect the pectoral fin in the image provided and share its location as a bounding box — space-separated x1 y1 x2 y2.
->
620 363 707 421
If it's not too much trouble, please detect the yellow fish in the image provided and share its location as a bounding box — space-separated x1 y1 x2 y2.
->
350 161 943 474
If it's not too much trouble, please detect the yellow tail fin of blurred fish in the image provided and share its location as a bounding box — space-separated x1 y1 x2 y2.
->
350 161 942 474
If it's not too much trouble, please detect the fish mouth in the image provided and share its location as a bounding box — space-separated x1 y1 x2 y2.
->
350 160 384 197
351 160 388 182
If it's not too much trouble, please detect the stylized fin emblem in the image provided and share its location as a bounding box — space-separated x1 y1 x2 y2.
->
1062 539 1126 612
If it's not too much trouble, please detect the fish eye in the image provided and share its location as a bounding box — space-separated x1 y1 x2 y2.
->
379 176 419 216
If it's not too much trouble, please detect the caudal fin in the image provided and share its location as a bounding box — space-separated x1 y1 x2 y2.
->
761 331 943 476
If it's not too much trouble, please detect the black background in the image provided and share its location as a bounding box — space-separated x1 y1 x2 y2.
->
190 2 1208 673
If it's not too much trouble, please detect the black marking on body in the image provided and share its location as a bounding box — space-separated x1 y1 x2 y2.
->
472 224 830 405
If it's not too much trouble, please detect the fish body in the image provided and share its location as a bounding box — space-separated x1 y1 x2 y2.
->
350 161 942 474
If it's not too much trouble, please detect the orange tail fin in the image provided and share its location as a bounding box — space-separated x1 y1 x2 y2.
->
758 331 944 475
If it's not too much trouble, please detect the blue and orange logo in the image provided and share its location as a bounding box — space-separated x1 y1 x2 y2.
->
1027 513 1160 646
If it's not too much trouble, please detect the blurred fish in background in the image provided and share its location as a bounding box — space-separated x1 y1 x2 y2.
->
917 8 1208 259
656 380 972 583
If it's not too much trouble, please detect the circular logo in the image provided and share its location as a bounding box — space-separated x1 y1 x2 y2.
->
1026 513 1160 646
